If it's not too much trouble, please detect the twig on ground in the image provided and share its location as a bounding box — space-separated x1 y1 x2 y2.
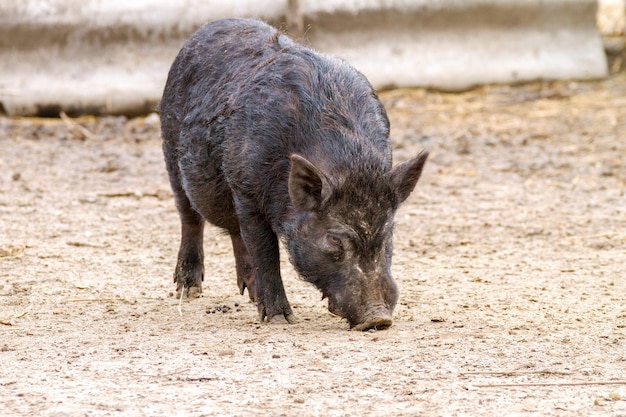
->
66 241 110 248
475 380 626 388
60 111 95 140
0 244 25 258
97 191 165 200
138 368 191 378
98 191 141 198
463 370 573 376
15 309 29 319
178 287 184 317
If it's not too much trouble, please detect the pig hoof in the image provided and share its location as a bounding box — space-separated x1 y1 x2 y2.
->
258 305 298 325
352 315 393 331
186 286 203 298
175 284 203 298
238 282 257 302
257 294 296 324
269 314 298 325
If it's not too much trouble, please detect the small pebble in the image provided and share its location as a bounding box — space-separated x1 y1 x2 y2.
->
218 348 235 356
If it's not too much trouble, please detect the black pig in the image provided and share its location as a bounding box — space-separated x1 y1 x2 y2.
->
159 18 428 330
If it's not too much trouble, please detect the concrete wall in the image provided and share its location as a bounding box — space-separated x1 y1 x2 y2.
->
0 0 608 117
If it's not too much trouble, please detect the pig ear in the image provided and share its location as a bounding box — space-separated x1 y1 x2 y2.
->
388 149 429 205
289 154 332 211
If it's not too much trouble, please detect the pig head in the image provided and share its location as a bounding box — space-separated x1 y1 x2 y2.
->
285 150 429 330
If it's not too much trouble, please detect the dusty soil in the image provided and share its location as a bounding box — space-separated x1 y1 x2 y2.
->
1 73 625 416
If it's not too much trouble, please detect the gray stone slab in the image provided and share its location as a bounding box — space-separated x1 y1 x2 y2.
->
0 0 608 116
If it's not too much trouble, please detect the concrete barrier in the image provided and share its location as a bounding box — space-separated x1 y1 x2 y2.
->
303 0 608 90
0 0 287 116
0 0 608 117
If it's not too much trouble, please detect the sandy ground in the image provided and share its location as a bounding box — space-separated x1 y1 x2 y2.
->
1 73 625 416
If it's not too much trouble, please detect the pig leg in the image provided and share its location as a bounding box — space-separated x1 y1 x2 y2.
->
230 233 258 302
236 205 296 324
173 202 205 298
164 151 205 298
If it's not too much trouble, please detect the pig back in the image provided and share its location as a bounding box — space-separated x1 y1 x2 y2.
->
162 18 392 227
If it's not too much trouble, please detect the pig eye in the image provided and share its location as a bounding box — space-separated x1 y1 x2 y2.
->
326 234 345 262
327 234 343 249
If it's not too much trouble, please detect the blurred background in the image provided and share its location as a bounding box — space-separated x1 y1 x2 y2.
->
0 0 624 117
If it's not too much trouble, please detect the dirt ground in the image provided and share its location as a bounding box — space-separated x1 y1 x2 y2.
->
1 72 625 416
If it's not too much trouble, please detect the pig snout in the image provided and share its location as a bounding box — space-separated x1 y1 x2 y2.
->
351 306 393 331
327 271 398 331
329 298 394 331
